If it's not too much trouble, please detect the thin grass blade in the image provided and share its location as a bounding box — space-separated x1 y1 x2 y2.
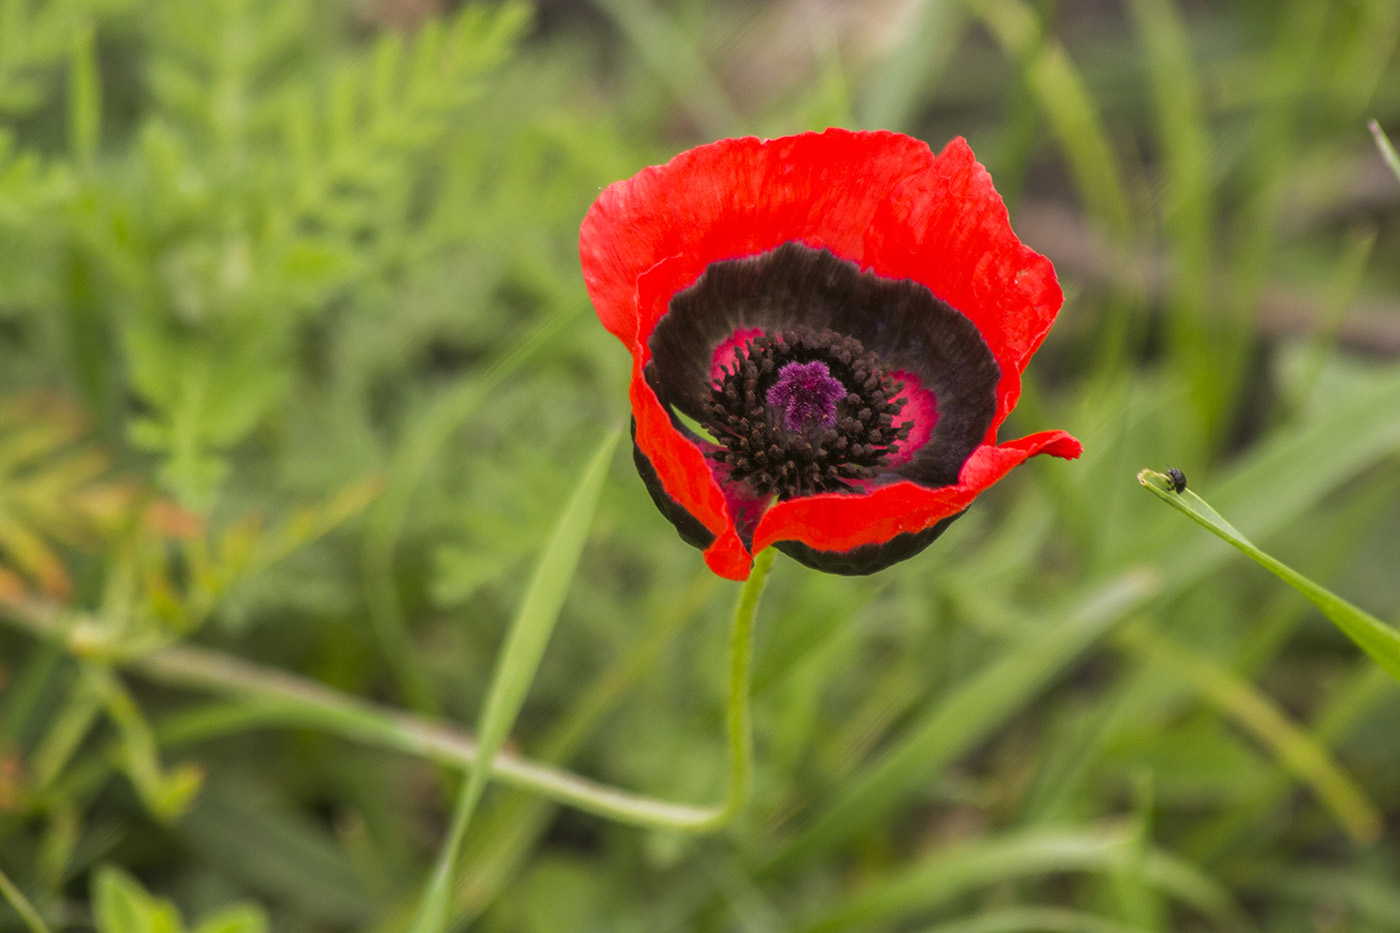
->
1371 119 1400 181
587 0 739 137
0 865 51 933
859 0 966 131
914 906 1151 933
973 0 1133 236
797 826 1244 933
68 19 101 166
1118 620 1382 843
409 425 621 933
1138 468 1400 682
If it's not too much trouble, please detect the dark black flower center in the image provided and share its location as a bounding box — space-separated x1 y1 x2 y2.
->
644 242 1002 505
705 327 911 498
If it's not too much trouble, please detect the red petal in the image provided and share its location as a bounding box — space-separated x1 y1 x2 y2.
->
866 138 1064 434
752 430 1082 556
580 129 938 346
627 258 761 580
703 533 754 580
629 352 750 567
582 133 1062 440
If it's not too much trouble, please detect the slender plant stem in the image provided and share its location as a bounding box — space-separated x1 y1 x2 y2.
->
0 548 777 833
0 864 51 933
696 545 776 832
413 738 483 933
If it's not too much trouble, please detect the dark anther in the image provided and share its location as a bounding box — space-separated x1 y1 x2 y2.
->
706 326 910 499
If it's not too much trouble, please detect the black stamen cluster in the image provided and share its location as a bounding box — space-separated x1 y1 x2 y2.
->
706 326 909 499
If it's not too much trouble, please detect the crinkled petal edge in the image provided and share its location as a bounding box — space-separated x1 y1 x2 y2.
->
630 354 754 580
753 430 1082 558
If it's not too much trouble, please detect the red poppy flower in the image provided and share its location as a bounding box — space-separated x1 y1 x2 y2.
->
580 129 1081 581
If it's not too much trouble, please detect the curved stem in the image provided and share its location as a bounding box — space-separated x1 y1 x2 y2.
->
0 549 777 833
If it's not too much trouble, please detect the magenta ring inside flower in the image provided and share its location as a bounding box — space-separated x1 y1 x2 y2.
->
886 372 938 467
709 328 765 384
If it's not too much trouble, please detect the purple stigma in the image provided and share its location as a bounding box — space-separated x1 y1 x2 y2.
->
766 360 845 434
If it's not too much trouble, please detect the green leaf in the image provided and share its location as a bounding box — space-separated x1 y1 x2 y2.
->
859 0 966 131
93 867 152 933
92 866 266 933
190 906 269 933
915 906 1155 933
409 425 622 933
797 826 1244 932
92 866 183 933
88 666 205 821
1138 468 1400 682
123 326 290 507
1118 620 1382 843
68 19 101 165
973 0 1133 236
588 0 739 137
174 777 371 927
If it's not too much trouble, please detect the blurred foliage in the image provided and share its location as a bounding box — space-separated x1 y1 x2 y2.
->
91 864 268 933
0 0 1398 930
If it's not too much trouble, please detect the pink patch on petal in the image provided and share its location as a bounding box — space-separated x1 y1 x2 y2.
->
703 449 771 544
710 328 766 384
887 371 938 466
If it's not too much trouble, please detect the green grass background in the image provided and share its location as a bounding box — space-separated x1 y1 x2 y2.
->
2 0 1400 930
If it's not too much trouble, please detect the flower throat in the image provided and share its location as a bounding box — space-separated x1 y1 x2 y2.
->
706 326 910 499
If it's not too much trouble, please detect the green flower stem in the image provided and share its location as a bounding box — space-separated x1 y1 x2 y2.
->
699 544 776 832
0 548 777 833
